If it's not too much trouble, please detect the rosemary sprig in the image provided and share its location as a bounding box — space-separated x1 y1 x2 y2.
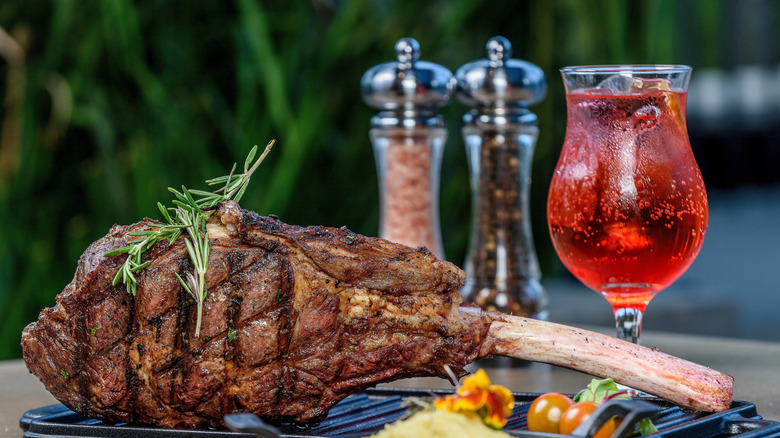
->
105 140 275 337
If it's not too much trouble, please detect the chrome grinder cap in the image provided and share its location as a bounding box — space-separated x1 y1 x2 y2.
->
361 37 455 113
455 36 547 108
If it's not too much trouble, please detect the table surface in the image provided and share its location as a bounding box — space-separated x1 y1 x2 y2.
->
4 327 780 437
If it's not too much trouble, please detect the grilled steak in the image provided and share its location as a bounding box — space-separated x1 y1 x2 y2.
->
22 201 733 429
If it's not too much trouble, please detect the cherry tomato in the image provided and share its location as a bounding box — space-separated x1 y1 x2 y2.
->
559 401 618 438
526 392 574 433
596 417 620 438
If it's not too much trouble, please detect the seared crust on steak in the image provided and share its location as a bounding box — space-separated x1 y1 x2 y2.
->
22 201 489 428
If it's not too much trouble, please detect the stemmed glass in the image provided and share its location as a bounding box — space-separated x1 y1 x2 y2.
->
547 65 708 343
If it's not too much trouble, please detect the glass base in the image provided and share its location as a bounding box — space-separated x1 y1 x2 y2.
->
599 284 656 344
613 307 644 343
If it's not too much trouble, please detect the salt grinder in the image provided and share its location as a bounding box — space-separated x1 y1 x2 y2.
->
455 36 548 318
361 38 455 258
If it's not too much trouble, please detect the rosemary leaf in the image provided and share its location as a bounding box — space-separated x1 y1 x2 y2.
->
130 261 152 272
126 231 158 237
244 146 257 170
158 201 174 223
104 246 132 257
111 268 124 286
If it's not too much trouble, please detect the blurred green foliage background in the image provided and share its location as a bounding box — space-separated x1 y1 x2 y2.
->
0 0 775 359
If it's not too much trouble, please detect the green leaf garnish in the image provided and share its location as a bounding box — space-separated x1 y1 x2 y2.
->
573 378 631 404
636 417 659 435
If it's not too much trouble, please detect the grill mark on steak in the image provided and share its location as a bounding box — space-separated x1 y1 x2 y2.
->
175 249 211 423
75 296 89 416
222 251 243 419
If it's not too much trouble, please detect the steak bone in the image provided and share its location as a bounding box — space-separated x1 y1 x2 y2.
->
479 309 733 412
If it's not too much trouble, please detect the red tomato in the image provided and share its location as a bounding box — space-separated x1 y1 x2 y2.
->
559 401 618 438
597 417 620 438
526 392 574 433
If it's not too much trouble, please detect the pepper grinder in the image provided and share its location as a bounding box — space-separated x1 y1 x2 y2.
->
455 36 548 318
360 38 455 258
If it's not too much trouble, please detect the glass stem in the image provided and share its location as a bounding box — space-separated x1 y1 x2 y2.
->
614 307 644 344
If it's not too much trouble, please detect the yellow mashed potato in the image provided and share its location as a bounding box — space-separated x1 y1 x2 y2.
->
372 410 511 438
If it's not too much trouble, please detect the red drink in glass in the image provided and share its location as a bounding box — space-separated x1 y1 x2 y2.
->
549 65 707 343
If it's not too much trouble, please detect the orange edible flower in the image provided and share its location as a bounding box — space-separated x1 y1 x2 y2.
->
433 369 515 429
